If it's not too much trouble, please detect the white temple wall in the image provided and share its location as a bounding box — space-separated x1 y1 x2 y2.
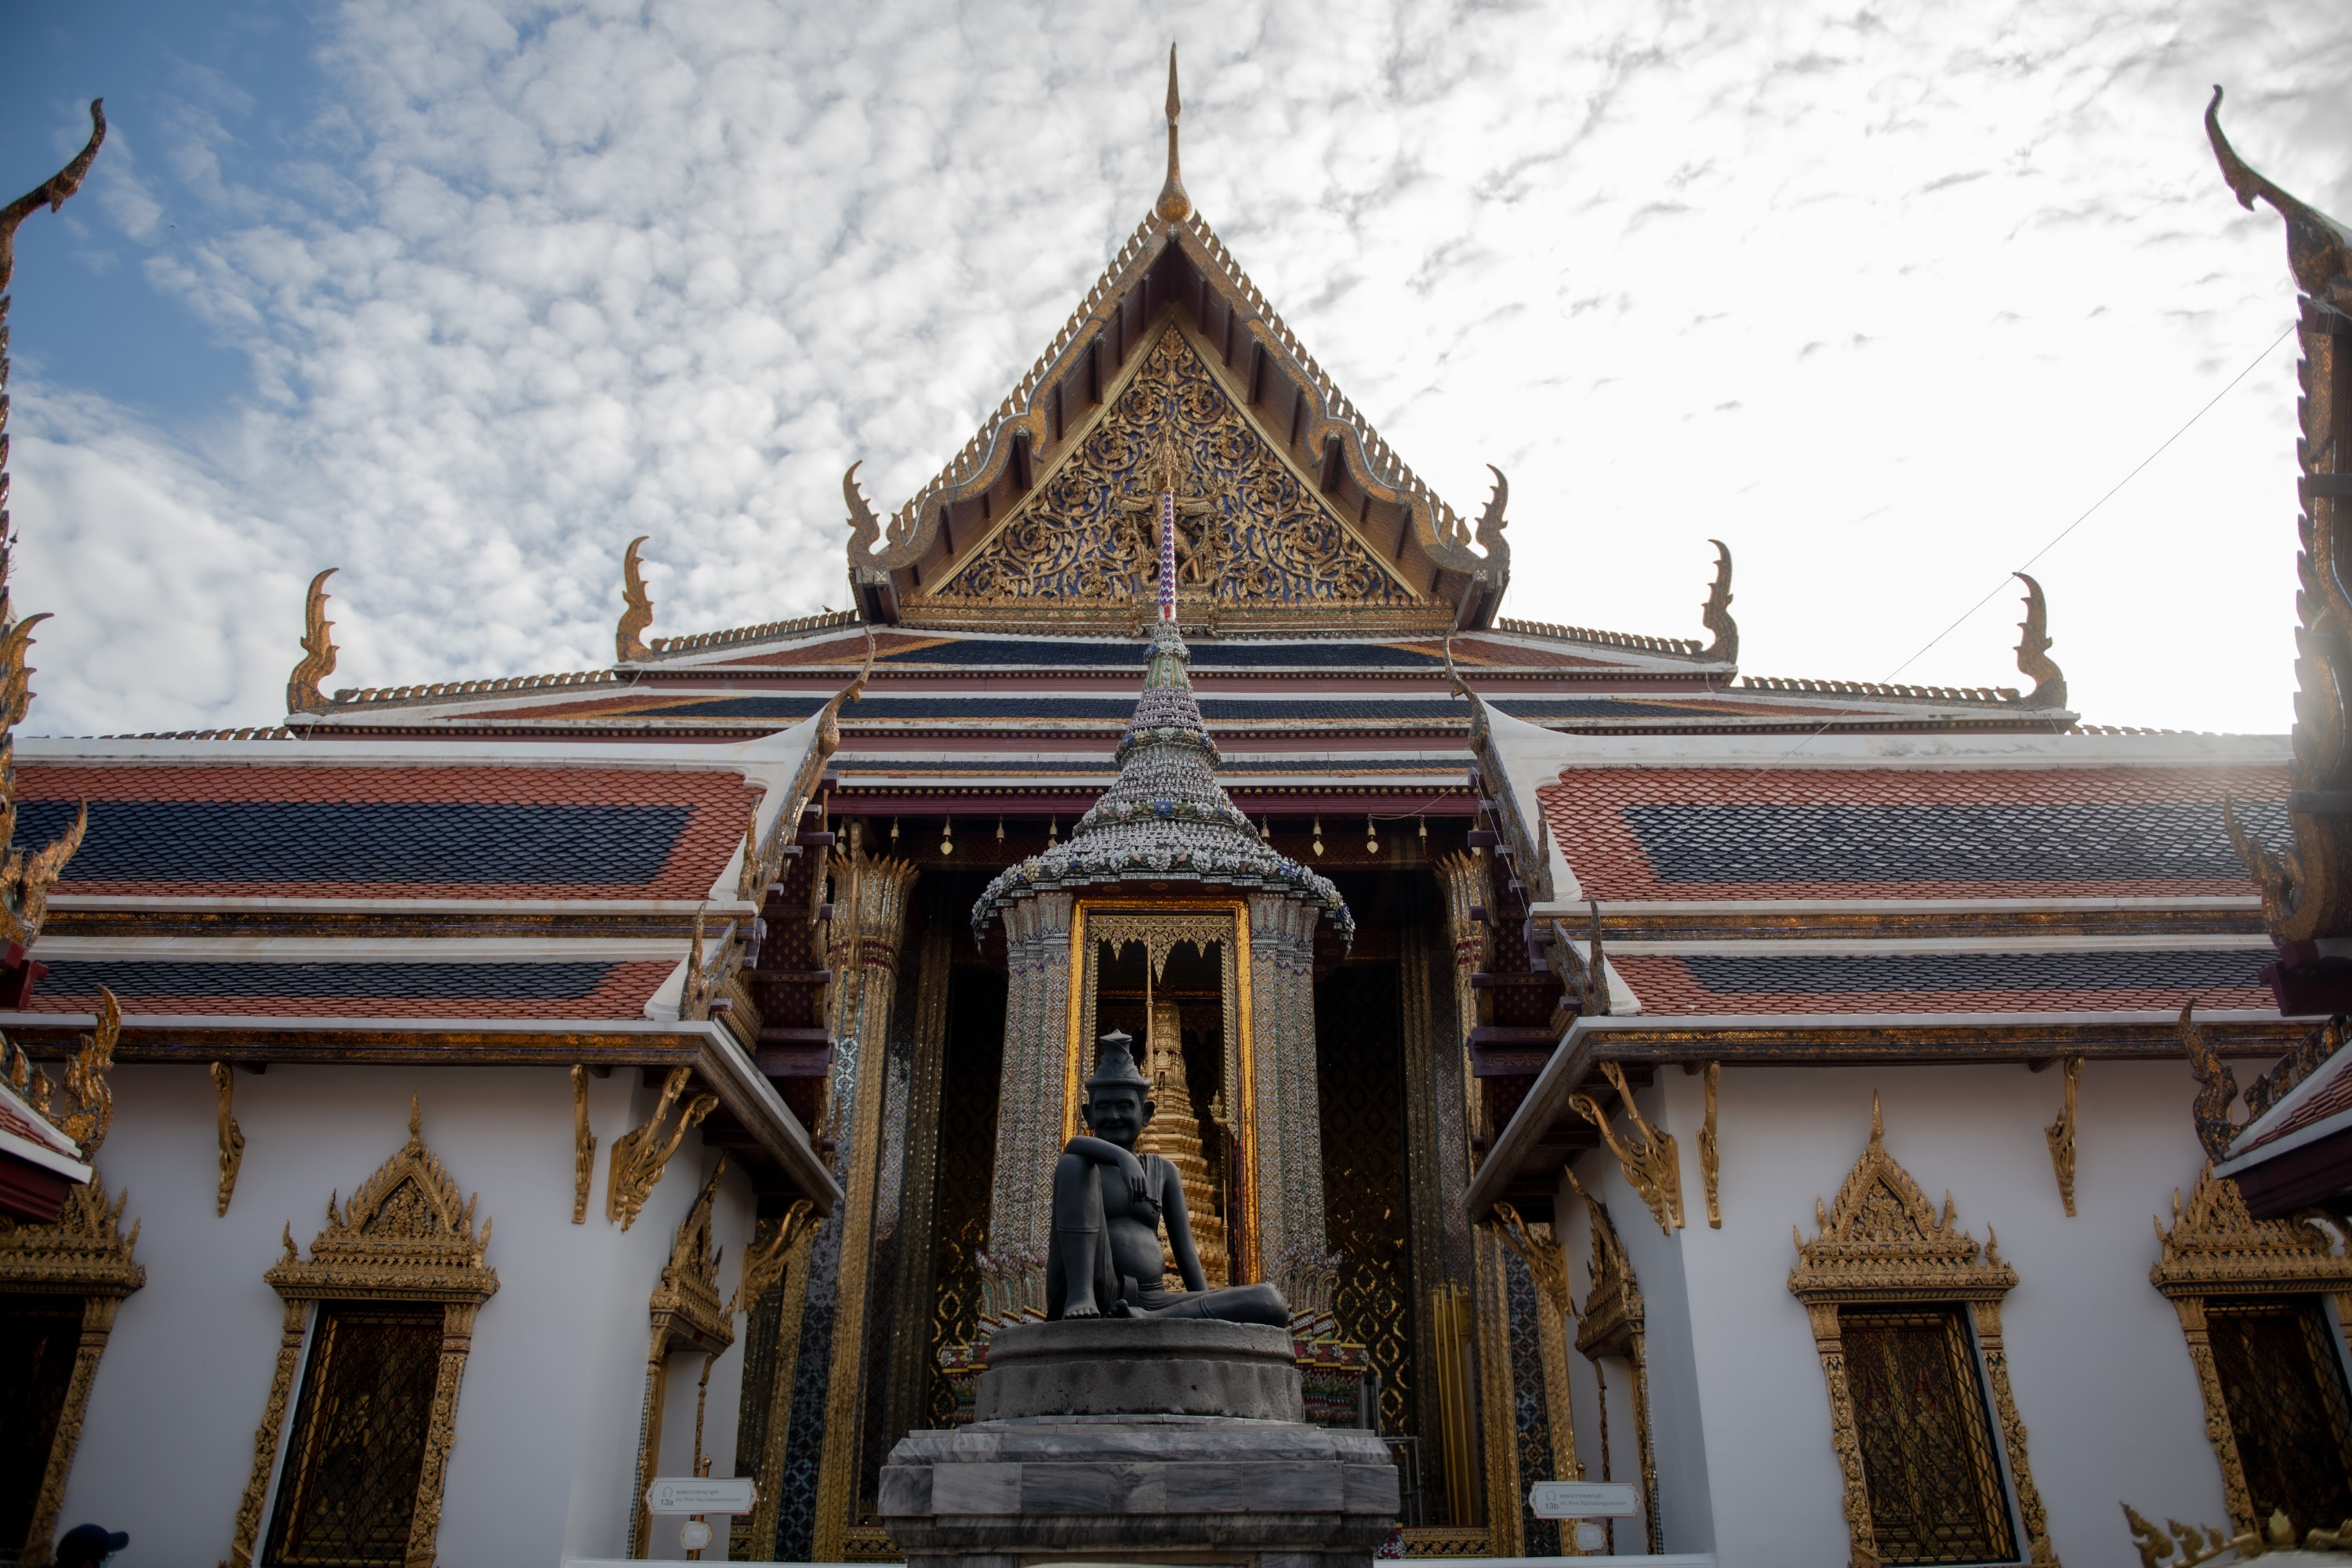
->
1551 1060 2236 1567
53 1062 756 1567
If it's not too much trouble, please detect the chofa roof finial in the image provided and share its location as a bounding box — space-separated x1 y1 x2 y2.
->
2012 572 2067 710
2206 85 2352 311
1156 45 1191 223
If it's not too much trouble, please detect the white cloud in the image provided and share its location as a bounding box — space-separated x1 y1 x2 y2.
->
10 0 2350 734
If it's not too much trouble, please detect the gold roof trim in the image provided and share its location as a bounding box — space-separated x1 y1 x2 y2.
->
844 209 1506 592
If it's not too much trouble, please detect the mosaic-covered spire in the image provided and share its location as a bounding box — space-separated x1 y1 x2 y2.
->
971 615 1352 941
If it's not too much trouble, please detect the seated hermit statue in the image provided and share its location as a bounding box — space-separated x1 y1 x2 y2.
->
1047 1031 1289 1325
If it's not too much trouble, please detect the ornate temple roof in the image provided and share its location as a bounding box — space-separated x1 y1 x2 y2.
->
971 615 1352 942
840 55 1510 635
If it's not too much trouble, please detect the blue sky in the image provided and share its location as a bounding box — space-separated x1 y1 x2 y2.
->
3 0 2350 735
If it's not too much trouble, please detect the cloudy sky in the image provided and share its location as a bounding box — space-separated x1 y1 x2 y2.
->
5 0 2349 735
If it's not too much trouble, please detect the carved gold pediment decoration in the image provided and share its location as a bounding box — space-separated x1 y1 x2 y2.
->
2151 1162 2352 1299
1789 1095 2015 1305
231 1099 495 1568
913 324 1430 625
1790 1098 2056 1568
266 1094 497 1306
653 1158 735 1356
0 1171 143 1297
1566 1172 1644 1361
0 1173 143 1568
2150 1164 2352 1534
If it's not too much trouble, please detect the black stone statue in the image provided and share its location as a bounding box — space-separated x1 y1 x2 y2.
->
1047 1031 1288 1325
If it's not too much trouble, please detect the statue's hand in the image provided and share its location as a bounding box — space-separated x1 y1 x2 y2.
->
1121 1160 1151 1206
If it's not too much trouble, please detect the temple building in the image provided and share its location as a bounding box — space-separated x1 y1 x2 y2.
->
7 60 2352 1568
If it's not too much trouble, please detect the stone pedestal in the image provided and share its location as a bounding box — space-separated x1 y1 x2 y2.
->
881 1320 1398 1568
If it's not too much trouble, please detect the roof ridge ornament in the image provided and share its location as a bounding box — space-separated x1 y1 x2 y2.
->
286 568 339 715
1700 540 1737 665
2012 572 2067 710
1156 45 1191 223
617 536 655 662
2206 86 2352 312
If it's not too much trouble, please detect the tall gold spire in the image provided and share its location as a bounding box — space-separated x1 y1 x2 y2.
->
1155 45 1191 223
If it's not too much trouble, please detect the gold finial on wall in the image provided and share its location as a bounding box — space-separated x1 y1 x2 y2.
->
2012 572 2067 710
1156 45 1192 223
617 535 655 662
286 568 339 715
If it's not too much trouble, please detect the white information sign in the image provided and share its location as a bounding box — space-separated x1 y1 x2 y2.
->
644 1477 757 1515
1528 1479 1641 1519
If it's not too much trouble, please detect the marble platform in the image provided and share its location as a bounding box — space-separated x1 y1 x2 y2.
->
880 1319 1398 1568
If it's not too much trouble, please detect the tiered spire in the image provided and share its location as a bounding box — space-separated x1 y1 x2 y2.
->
971 613 1352 940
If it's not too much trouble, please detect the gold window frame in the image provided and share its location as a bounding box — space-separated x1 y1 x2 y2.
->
2151 1162 2352 1533
1788 1098 2057 1568
0 1176 143 1566
630 1160 737 1558
1062 898 1258 1279
227 1100 497 1568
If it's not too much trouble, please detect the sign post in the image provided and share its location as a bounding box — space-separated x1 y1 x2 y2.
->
645 1478 757 1560
1528 1481 1640 1555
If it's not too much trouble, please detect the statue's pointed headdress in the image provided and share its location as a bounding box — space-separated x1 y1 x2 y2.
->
1086 1030 1152 1093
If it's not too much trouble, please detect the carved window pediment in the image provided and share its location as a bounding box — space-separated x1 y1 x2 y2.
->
229 1100 494 1568
1789 1101 2016 1307
1789 1098 2056 1568
2152 1164 2352 1535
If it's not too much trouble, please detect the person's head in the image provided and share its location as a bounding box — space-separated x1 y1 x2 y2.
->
1080 1032 1154 1150
56 1525 127 1567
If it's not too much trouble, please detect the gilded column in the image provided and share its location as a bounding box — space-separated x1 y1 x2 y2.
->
985 891 1074 1261
880 922 955 1465
1247 893 1294 1272
810 844 919 1561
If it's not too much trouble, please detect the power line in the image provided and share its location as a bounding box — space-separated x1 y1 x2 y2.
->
1773 318 2298 760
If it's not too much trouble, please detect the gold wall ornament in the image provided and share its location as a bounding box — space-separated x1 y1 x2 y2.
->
2013 572 2068 710
212 1061 246 1216
2045 1056 2081 1217
1789 1097 2057 1568
570 1065 596 1224
616 535 655 662
633 1160 737 1557
1566 1169 1657 1555
0 1172 143 1566
1700 539 1737 665
285 568 339 715
2149 1162 2352 1532
730 1198 815 1319
1699 1060 1722 1229
1570 1062 1682 1234
229 1097 496 1568
2179 1004 2245 1163
608 1065 719 1230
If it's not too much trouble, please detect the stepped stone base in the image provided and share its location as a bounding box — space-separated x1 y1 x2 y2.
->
880 1319 1397 1568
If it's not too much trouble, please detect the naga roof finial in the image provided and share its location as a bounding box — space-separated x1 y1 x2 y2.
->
1700 540 1737 666
616 535 654 662
2012 572 2067 710
2206 85 2352 311
287 568 339 715
1156 45 1191 223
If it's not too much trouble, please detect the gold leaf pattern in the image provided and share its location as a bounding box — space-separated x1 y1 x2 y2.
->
930 327 1417 609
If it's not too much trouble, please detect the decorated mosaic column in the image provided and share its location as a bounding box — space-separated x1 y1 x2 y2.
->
985 891 1075 1260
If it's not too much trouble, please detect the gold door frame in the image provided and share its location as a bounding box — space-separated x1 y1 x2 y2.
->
1062 898 1258 1281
